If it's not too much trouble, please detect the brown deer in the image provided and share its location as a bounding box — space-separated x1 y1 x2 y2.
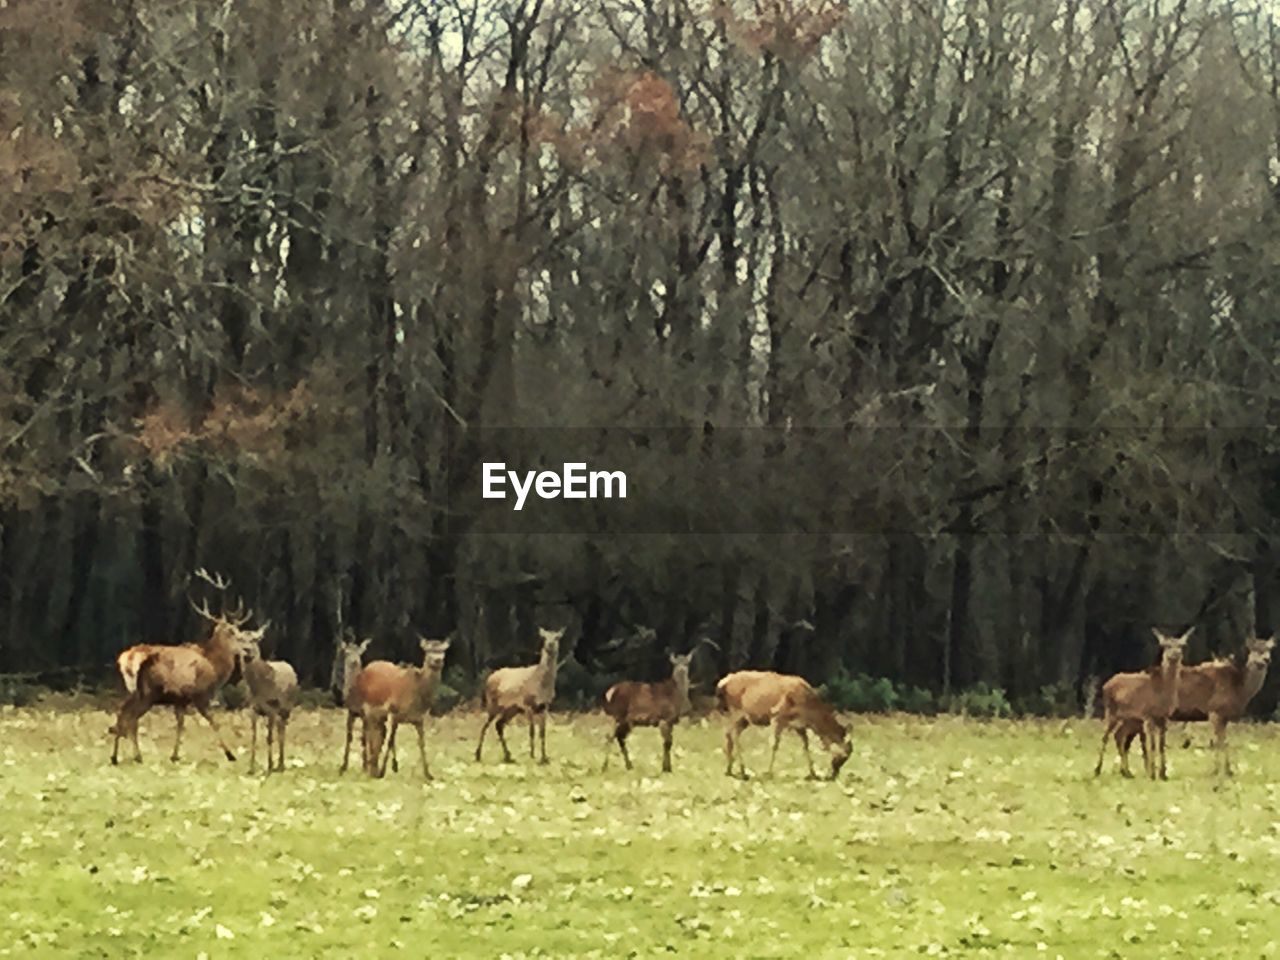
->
601 650 695 774
360 638 452 779
1114 635 1275 777
1094 627 1191 779
242 642 299 774
474 627 565 765
117 643 195 693
716 670 852 780
110 570 268 765
334 633 376 774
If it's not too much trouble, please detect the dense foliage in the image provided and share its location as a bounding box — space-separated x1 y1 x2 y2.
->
1 0 1276 709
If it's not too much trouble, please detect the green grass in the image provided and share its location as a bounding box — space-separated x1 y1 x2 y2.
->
3 705 1280 958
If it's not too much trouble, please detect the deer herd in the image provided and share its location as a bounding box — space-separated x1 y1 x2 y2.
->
105 570 1274 782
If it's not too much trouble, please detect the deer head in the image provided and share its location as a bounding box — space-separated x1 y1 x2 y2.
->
188 568 268 646
538 627 564 665
1245 635 1276 669
668 650 695 685
1151 627 1192 667
418 636 451 672
329 636 371 703
829 727 853 779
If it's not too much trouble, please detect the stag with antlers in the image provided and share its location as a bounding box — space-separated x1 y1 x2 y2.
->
110 569 268 765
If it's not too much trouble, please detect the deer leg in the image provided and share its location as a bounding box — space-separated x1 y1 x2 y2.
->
1157 721 1167 783
1115 722 1137 772
1130 722 1150 778
659 720 673 774
171 707 186 762
365 716 386 776
1162 722 1170 778
1122 721 1146 779
475 713 495 762
725 718 749 778
194 701 237 762
414 721 432 781
378 719 397 778
495 713 515 763
797 729 817 779
110 703 128 765
387 716 400 774
361 717 373 773
602 724 615 772
1211 714 1231 776
278 714 288 772
266 713 276 774
249 712 258 773
606 722 632 771
1141 720 1157 779
130 708 144 762
341 711 357 773
537 709 549 765
722 722 735 776
768 720 786 776
1095 717 1118 776
111 696 146 765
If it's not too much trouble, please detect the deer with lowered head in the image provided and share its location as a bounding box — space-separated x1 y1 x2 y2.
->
602 637 716 774
356 637 452 779
1094 627 1191 779
241 639 299 774
1114 635 1275 777
716 670 852 780
475 627 565 764
109 569 268 765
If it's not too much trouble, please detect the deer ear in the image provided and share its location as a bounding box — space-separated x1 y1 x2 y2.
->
1181 626 1195 642
1151 627 1166 642
358 639 371 653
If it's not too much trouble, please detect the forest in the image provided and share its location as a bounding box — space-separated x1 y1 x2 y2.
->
0 0 1276 712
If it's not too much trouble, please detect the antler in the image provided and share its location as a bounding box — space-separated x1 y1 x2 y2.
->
226 597 252 627
194 567 231 592
189 594 218 622
189 568 260 629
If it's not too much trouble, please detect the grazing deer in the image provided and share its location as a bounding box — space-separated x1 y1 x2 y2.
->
242 642 299 774
602 643 710 774
716 671 852 780
1094 627 1191 779
1114 635 1275 777
474 627 565 765
360 638 452 779
110 570 268 765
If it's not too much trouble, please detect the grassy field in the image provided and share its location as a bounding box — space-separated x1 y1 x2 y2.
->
2 704 1280 958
